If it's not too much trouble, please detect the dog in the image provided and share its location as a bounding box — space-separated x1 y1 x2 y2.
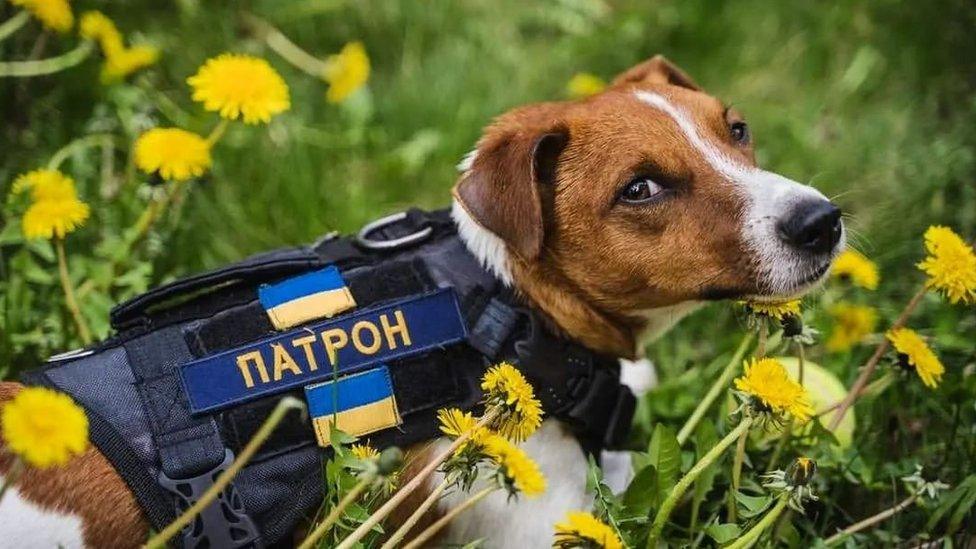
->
0 55 843 547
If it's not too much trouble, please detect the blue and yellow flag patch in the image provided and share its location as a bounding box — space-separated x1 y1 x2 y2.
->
259 266 357 330
304 366 401 446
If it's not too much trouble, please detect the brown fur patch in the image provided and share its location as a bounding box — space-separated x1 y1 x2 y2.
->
384 442 447 543
0 382 148 548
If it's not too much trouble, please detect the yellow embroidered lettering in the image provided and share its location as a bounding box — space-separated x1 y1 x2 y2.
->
352 321 382 354
321 328 348 366
381 310 412 349
236 351 269 388
271 343 303 381
292 334 319 372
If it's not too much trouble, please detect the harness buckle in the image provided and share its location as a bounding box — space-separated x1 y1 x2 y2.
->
158 449 261 549
357 211 433 250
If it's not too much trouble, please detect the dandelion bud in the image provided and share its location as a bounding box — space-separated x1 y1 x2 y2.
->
788 457 817 487
781 314 803 337
377 447 403 476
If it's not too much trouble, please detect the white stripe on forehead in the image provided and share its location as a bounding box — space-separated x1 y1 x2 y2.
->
633 90 752 181
633 89 839 296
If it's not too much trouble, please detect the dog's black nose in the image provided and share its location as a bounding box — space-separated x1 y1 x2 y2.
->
777 200 842 254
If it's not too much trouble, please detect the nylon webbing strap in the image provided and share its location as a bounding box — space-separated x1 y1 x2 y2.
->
127 326 225 479
127 326 261 548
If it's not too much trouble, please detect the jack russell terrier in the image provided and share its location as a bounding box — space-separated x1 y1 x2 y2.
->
0 55 843 547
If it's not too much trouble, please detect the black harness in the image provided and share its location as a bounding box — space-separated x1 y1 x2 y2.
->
24 208 636 548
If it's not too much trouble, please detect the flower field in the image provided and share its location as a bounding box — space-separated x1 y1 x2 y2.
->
1 0 975 547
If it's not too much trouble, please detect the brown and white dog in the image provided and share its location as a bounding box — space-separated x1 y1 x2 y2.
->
0 55 843 547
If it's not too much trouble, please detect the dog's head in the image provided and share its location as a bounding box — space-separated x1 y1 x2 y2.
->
453 56 844 352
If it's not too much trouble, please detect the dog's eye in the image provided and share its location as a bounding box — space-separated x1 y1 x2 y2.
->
619 177 664 204
730 121 750 144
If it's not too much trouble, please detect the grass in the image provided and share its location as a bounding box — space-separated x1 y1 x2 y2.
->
1 0 975 543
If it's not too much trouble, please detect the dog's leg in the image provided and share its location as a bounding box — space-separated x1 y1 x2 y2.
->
0 382 148 548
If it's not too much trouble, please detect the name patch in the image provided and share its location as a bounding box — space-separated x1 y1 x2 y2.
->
180 289 467 414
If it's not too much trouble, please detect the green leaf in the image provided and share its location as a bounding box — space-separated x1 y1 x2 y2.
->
690 421 720 533
328 426 357 447
735 491 773 518
705 523 742 544
622 464 658 516
927 475 976 532
647 423 681 507
945 476 976 533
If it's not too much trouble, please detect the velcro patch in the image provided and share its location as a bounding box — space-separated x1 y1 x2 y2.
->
180 289 467 414
305 366 401 446
259 266 357 330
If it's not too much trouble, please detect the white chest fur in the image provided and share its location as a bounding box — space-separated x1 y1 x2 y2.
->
434 420 593 547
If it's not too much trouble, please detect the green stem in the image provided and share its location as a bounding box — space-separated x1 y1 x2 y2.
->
381 476 451 549
297 475 374 549
47 134 117 170
242 13 328 78
401 485 495 549
823 493 918 546
119 181 182 259
56 238 92 345
0 10 30 43
756 321 769 358
728 426 749 522
829 284 927 430
647 417 755 547
0 40 93 77
206 118 230 146
336 408 501 549
726 495 789 549
144 397 305 549
677 332 754 445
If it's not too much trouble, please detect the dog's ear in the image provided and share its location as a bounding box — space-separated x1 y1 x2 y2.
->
612 55 701 91
454 125 569 262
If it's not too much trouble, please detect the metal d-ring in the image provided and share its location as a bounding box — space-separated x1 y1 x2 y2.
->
356 211 433 250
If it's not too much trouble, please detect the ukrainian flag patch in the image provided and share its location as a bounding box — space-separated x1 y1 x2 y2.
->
259 266 357 330
305 366 401 447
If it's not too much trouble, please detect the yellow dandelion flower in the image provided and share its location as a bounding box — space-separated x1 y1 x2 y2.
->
102 44 159 82
917 225 976 305
483 434 546 498
481 362 543 442
740 299 802 321
14 169 90 240
79 12 157 81
79 10 122 54
437 407 477 438
323 41 370 104
831 249 880 290
437 407 490 452
826 302 878 352
1 387 88 468
886 328 944 388
11 0 73 33
734 357 814 422
13 168 75 201
566 72 606 99
350 443 379 461
134 127 211 182
188 53 290 124
553 511 623 549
